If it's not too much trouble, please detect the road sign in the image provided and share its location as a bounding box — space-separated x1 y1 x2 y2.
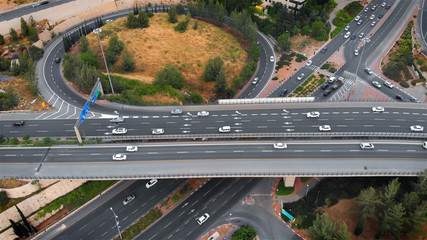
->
80 101 90 123
42 102 46 108
91 89 100 104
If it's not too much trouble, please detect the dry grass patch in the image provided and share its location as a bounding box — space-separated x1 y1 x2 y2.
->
0 179 28 189
86 13 247 101
0 77 47 111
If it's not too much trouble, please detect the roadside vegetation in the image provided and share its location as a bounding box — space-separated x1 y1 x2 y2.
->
283 172 427 239
0 135 102 146
382 20 426 87
276 179 294 195
231 225 257 240
331 1 363 38
321 61 337 73
289 74 326 97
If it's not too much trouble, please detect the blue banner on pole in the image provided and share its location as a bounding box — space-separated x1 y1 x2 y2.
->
91 89 100 105
80 102 90 123
281 209 295 221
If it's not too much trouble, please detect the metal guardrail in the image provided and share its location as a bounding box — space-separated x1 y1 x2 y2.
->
218 97 315 104
5 170 423 181
86 132 427 142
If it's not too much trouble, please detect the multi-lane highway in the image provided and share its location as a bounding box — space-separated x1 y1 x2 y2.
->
1 141 425 179
2 105 426 138
49 179 186 240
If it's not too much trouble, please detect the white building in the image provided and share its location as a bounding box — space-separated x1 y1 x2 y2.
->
262 0 306 10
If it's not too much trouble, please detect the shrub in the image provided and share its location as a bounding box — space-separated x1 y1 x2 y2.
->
190 92 203 104
231 225 256 240
295 53 307 62
416 58 425 65
179 185 192 195
343 2 364 17
399 80 410 88
10 137 19 145
23 134 30 141
153 64 184 89
272 77 278 80
171 194 182 202
354 218 366 236
321 63 330 69
0 191 9 207
43 137 53 144
328 67 337 73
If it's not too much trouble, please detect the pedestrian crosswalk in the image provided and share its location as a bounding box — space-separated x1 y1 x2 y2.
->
305 65 319 72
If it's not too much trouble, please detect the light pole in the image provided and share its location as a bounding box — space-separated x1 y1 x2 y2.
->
228 213 232 224
93 28 115 95
347 37 369 101
110 207 122 239
305 184 309 197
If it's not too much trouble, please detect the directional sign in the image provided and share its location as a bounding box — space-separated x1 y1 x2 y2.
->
80 101 90 123
91 89 100 104
281 209 295 221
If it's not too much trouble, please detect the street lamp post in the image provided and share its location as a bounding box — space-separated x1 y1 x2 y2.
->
228 213 232 225
347 37 369 101
305 184 309 197
93 28 115 95
110 207 122 239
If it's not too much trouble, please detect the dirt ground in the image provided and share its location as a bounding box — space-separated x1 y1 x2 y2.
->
0 77 48 111
86 13 247 101
0 179 28 189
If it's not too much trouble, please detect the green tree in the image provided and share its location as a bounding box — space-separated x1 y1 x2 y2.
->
27 26 39 42
16 205 36 234
203 56 224 82
209 0 226 26
277 32 291 53
301 25 311 35
153 64 184 89
413 170 427 199
10 28 19 42
168 6 178 23
80 52 99 68
402 192 426 238
0 191 9 206
230 9 257 45
76 64 99 93
79 35 91 53
214 67 227 98
137 11 150 28
193 21 198 30
380 178 400 211
126 12 139 29
0 87 18 111
176 3 185 15
121 48 135 72
20 17 29 36
231 225 256 240
335 223 351 240
28 15 36 26
308 213 337 240
9 219 28 238
357 187 379 219
0 57 10 71
0 33 5 45
105 34 124 65
380 203 406 239
23 134 30 141
189 92 203 104
28 45 43 60
311 21 325 40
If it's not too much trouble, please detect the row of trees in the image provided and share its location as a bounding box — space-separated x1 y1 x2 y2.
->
63 17 104 52
126 10 150 29
9 205 38 238
355 177 426 239
20 16 39 42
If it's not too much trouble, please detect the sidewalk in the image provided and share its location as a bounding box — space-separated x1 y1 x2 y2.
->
275 177 322 204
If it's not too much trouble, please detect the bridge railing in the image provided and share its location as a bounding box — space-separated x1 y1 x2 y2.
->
86 132 427 142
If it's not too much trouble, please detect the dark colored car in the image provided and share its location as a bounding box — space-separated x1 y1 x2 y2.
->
378 14 383 19
279 89 288 96
13 121 25 126
323 89 331 96
55 58 61 63
395 95 404 101
321 47 327 53
321 83 329 89
385 5 391 10
350 34 356 40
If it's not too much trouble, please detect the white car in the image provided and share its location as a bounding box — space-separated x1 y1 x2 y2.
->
383 81 394 89
423 142 427 149
360 143 375 150
171 108 183 115
371 21 376 27
126 146 138 152
270 56 274 62
112 154 127 161
146 179 158 188
355 15 360 21
297 73 305 80
112 128 127 135
152 128 165 135
306 60 312 66
218 126 231 133
196 213 210 225
328 76 336 83
252 77 259 85
197 111 209 117
319 125 331 132
381 2 386 7
410 125 424 132
344 31 351 39
359 33 364 38
307 111 320 118
372 81 381 88
273 143 287 149
354 49 359 56
372 107 384 112
370 14 375 20
344 25 350 31
123 194 135 205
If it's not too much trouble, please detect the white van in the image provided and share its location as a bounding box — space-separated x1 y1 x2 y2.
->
218 126 231 133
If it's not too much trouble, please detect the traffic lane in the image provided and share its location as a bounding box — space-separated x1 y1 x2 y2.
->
0 0 74 21
29 142 427 164
54 179 186 240
136 178 260 240
177 178 260 240
0 148 47 163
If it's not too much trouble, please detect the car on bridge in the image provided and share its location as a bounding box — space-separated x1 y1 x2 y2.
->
423 142 427 149
146 179 158 188
307 112 320 118
126 146 138 152
372 107 385 112
122 194 135 205
12 121 25 126
410 125 424 132
218 126 231 133
171 109 183 115
360 143 375 150
196 213 210 225
152 128 165 135
112 154 127 161
110 116 124 123
319 125 331 131
197 111 209 117
112 128 127 135
273 143 287 149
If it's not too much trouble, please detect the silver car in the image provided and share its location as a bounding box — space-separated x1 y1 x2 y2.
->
152 128 165 135
171 109 183 115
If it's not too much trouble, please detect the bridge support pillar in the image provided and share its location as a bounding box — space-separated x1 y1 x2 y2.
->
284 177 296 187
